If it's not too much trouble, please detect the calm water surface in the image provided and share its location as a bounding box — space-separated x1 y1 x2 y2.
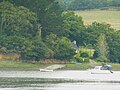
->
0 70 120 90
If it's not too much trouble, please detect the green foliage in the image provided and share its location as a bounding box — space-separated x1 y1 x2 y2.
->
95 58 108 62
62 12 85 45
66 0 120 10
0 1 120 63
0 35 33 54
79 22 114 46
45 34 76 60
54 37 76 60
0 1 38 38
75 56 84 63
80 52 89 58
111 0 120 7
74 49 90 63
96 34 109 62
107 31 120 63
0 1 49 61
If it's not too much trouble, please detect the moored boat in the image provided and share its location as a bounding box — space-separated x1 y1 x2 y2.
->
40 69 53 72
91 66 112 74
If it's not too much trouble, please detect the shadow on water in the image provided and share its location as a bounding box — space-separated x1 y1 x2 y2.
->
0 77 120 88
0 71 120 90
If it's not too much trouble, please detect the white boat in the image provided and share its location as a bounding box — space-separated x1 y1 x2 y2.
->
40 69 53 72
90 66 112 74
40 64 65 72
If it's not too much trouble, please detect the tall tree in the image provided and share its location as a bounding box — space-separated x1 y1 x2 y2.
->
96 34 109 62
0 1 38 38
107 31 120 63
62 12 85 45
45 34 76 60
79 22 114 46
7 0 63 38
0 1 50 60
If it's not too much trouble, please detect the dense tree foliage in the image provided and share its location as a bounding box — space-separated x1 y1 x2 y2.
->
79 22 114 46
44 34 76 60
96 34 109 62
61 0 120 10
107 31 120 63
0 1 51 60
0 1 120 63
0 1 38 38
7 0 63 38
62 12 85 45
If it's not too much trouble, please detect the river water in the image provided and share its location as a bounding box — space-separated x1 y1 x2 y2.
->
0 70 120 90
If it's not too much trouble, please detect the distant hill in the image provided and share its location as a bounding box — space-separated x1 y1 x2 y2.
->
58 0 120 10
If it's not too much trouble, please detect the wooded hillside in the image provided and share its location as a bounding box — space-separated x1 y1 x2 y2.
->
0 0 120 63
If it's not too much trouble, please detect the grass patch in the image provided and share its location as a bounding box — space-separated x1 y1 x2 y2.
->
110 63 120 71
74 10 120 30
0 60 52 71
0 60 120 70
64 63 93 70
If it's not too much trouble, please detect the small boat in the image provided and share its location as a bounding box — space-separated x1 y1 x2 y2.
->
40 64 65 72
40 69 53 72
91 66 112 74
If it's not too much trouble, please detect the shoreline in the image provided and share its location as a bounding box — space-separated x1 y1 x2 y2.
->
0 60 120 71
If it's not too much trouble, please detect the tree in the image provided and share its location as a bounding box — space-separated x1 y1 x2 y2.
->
62 12 85 45
79 22 114 46
0 1 39 38
0 35 33 54
111 0 120 7
45 34 76 60
7 0 63 38
67 0 112 10
107 31 120 63
54 37 76 60
96 34 109 62
0 1 51 60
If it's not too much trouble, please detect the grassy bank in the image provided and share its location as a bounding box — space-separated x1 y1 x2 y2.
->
0 60 51 71
74 10 120 30
0 60 120 71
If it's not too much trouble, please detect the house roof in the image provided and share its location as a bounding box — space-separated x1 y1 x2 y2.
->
72 41 79 50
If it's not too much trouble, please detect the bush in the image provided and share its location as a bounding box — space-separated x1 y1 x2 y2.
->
80 52 89 58
75 57 84 63
96 58 108 62
83 58 89 63
75 56 89 63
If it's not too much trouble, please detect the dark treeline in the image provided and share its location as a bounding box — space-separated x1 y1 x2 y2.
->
0 0 120 63
58 0 120 10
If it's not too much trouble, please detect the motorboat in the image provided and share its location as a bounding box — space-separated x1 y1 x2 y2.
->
90 66 112 74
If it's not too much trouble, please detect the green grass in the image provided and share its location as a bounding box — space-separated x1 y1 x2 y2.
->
64 63 93 70
0 60 120 71
0 60 51 71
110 63 120 71
74 10 120 30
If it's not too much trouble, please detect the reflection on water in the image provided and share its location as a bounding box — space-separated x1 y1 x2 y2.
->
0 70 120 90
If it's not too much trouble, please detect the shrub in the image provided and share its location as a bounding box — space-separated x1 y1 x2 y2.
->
80 52 89 58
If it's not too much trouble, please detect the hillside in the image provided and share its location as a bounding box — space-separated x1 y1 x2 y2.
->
66 0 120 10
74 10 120 30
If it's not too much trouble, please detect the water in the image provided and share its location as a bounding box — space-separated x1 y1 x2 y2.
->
0 70 120 90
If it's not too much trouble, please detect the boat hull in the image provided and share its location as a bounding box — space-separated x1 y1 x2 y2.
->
91 70 111 74
40 69 53 72
90 66 112 74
